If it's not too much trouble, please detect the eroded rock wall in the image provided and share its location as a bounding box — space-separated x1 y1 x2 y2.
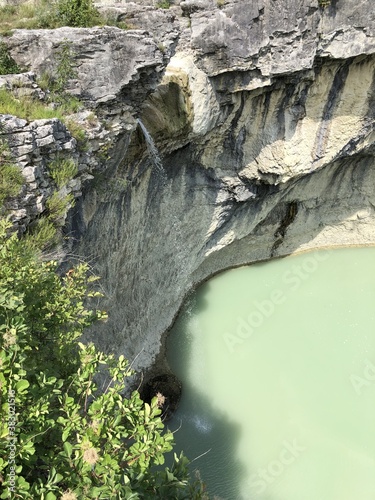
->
70 1 375 371
2 0 375 372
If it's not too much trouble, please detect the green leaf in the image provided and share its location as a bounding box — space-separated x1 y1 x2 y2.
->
62 428 70 442
63 441 73 457
144 403 150 420
15 379 30 393
45 492 57 500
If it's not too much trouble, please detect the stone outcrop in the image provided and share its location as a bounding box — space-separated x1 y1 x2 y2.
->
6 26 174 106
1 0 375 374
185 0 375 76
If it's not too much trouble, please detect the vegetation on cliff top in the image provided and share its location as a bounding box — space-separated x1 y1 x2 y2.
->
0 0 130 35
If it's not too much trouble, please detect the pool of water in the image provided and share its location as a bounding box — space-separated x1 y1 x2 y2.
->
166 247 375 500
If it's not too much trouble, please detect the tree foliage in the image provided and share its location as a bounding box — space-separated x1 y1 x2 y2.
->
0 220 208 499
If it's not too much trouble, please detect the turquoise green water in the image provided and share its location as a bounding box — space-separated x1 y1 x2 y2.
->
166 247 375 500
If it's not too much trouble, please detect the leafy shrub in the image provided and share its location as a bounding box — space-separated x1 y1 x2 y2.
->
56 0 100 28
0 42 20 75
0 220 208 498
54 40 78 91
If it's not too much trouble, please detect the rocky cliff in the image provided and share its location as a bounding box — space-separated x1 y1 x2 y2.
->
2 0 375 373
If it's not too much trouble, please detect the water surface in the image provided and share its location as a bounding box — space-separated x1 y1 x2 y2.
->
167 247 375 500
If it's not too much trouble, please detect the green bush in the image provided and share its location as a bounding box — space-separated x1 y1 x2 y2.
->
0 220 209 498
36 0 100 28
56 0 100 28
54 40 78 92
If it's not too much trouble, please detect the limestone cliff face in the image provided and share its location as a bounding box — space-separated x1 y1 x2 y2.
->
3 0 375 371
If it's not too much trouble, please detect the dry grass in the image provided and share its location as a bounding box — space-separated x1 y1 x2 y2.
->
0 2 41 35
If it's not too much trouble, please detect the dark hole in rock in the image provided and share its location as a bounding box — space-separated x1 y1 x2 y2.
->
140 373 182 421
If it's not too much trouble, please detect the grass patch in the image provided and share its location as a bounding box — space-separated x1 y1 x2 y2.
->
0 0 99 33
36 41 82 114
56 95 82 115
24 190 75 251
46 191 74 224
0 87 66 120
0 88 87 151
48 157 78 188
23 187 75 252
156 0 171 8
64 118 88 150
0 0 134 34
0 163 23 205
36 72 54 93
0 2 41 35
24 217 57 251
